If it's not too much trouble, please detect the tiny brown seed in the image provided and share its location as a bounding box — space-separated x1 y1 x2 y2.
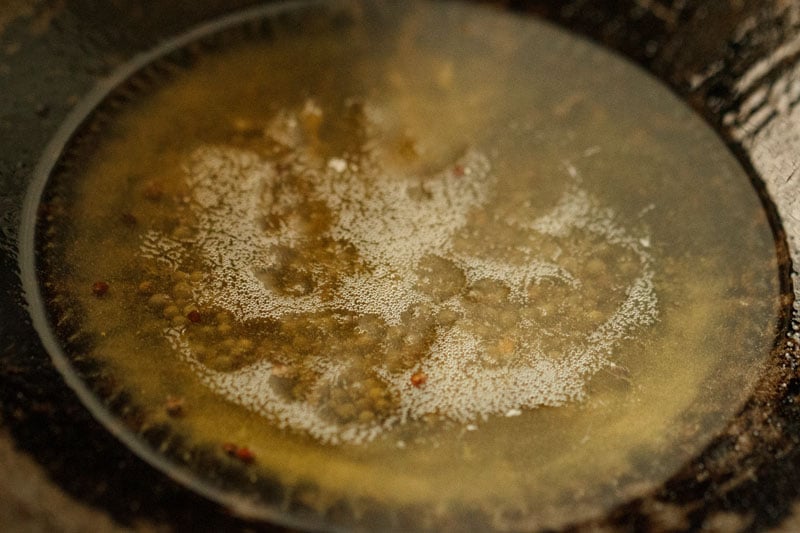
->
92 281 109 297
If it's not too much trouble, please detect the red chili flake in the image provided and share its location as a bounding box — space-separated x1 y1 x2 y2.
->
452 164 465 177
222 442 238 456
187 310 202 323
235 447 256 464
410 371 427 387
91 281 109 297
221 442 255 464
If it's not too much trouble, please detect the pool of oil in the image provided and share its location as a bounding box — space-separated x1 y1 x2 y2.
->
36 1 782 530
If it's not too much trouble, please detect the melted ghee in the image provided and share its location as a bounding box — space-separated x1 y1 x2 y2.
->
40 2 782 529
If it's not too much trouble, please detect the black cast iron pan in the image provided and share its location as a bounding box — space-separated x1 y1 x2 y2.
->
1 1 799 531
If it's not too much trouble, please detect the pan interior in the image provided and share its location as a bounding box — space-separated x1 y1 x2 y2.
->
35 1 783 530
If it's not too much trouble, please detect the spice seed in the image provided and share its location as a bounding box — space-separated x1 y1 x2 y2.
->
91 281 109 297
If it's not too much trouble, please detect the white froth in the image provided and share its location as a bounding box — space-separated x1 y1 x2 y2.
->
455 255 578 302
140 103 659 446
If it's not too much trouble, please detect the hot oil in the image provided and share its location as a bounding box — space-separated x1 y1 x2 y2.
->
40 2 782 529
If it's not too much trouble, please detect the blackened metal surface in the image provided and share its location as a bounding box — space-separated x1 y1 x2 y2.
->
1 1 799 531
